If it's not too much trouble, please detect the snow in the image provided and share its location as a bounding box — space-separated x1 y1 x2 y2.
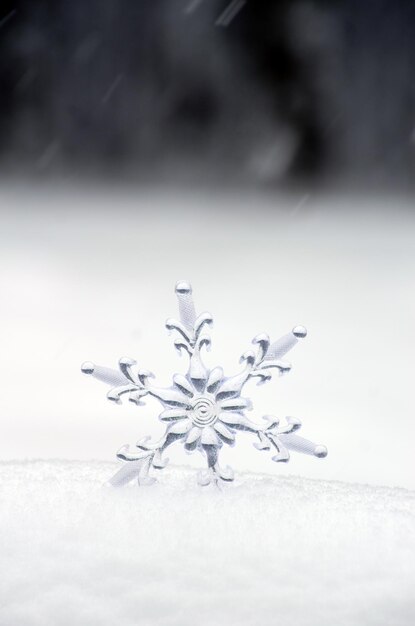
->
1 460 414 626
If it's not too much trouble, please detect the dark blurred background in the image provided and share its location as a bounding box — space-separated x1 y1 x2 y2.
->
1 0 415 189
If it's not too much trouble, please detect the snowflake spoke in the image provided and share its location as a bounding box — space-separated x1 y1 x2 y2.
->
165 318 193 345
218 412 262 433
200 426 221 446
107 384 140 403
206 367 224 394
185 439 199 453
219 397 252 412
118 357 139 384
214 421 235 443
168 420 192 435
187 335 210 391
81 362 127 387
128 389 149 405
148 387 192 408
218 411 247 427
253 432 271 450
193 312 213 341
159 409 189 422
271 444 290 463
278 433 327 458
173 339 192 357
276 416 302 434
175 281 197 330
116 444 150 462
255 359 292 373
173 374 194 397
199 445 234 487
186 426 202 445
106 460 144 487
215 367 251 400
215 463 234 482
252 334 270 362
152 449 169 469
265 326 307 360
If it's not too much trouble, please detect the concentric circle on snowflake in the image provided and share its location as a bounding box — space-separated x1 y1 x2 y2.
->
190 397 218 427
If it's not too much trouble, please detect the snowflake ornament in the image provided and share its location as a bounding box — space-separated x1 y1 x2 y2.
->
82 282 327 487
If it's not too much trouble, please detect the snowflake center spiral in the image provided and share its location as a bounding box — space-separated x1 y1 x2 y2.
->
190 396 218 427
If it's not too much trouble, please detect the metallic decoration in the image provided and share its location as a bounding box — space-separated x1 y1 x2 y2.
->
82 282 327 487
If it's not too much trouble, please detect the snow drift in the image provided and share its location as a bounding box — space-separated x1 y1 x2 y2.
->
0 460 414 626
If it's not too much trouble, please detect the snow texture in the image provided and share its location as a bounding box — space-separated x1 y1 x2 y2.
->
1 460 414 626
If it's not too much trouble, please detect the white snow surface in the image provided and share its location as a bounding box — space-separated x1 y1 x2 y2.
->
1 460 414 626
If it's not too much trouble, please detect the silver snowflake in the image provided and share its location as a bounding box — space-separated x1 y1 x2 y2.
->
81 281 327 487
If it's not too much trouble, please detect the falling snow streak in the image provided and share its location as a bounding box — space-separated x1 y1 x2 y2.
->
216 0 246 27
102 74 124 105
184 0 205 15
0 10 16 30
